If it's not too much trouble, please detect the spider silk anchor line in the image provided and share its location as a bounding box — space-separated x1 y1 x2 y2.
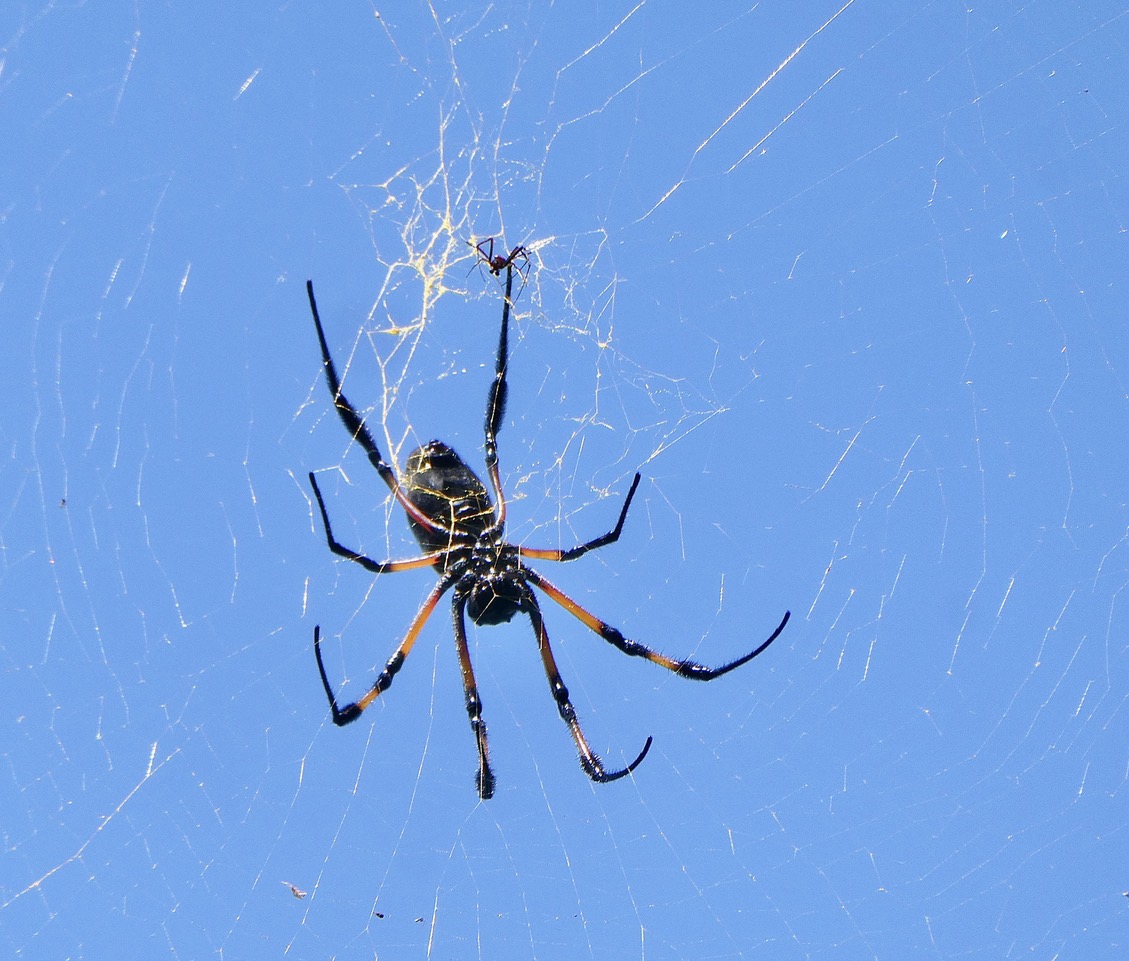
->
306 244 790 799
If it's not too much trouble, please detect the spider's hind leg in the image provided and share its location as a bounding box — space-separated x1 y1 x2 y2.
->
452 597 496 799
527 568 790 680
312 572 457 726
523 589 652 785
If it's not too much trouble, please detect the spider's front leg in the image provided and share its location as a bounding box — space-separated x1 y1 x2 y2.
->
306 280 444 536
307 280 399 493
481 259 518 524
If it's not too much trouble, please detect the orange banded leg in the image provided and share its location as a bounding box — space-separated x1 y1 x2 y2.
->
520 473 641 563
452 598 495 799
524 590 652 783
309 472 442 576
527 568 790 680
314 571 458 725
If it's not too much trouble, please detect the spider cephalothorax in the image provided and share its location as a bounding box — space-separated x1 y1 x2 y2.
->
306 242 789 799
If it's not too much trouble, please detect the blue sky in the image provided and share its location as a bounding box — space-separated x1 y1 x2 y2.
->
3 2 1128 959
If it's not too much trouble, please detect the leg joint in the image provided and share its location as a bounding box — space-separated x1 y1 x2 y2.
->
552 678 571 707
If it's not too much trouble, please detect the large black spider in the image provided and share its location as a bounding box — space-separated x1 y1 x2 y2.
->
306 252 790 799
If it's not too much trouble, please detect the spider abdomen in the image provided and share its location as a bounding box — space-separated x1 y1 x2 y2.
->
404 439 523 624
404 440 496 552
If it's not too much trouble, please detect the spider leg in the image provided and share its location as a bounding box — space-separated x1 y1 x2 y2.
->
523 589 653 784
527 568 790 680
470 238 530 279
306 280 443 534
452 596 496 799
482 261 517 526
314 571 458 725
309 472 442 575
471 237 497 271
520 473 642 562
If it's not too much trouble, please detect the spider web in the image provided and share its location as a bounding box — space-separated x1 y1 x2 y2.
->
4 2 1129 959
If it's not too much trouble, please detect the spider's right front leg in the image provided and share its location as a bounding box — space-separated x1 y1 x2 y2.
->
307 280 398 490
306 280 443 534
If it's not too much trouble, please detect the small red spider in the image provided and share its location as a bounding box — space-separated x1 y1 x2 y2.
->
472 237 530 280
